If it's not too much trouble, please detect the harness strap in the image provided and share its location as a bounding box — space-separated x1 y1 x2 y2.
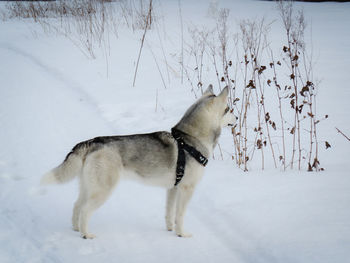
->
171 128 208 186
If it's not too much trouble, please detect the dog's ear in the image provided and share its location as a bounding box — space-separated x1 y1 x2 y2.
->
202 84 214 97
217 86 229 101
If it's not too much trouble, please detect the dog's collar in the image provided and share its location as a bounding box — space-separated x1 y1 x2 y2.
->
171 128 208 186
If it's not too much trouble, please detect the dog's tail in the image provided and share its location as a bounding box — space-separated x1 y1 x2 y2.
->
41 141 90 185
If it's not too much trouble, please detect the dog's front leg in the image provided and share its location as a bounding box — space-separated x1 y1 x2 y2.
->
175 185 195 237
166 187 178 231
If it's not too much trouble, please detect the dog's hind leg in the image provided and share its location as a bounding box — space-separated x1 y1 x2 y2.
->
175 185 195 238
72 183 84 231
165 187 178 231
78 151 121 239
78 182 117 239
79 194 105 239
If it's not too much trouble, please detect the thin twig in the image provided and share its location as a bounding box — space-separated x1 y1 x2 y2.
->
178 0 184 84
133 0 152 87
336 127 350 141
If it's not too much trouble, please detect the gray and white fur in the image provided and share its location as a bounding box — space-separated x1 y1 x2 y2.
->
41 85 236 239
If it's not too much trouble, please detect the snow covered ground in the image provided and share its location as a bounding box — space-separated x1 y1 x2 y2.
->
0 0 349 262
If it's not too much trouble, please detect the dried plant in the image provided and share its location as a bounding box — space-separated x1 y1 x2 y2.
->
181 1 330 172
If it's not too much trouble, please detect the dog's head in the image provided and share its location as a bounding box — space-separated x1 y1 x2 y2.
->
196 85 236 128
206 85 236 128
175 85 236 145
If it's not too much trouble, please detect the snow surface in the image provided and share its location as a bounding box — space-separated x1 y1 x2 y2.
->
0 0 350 262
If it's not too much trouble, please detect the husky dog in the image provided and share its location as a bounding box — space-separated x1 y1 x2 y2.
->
41 85 235 239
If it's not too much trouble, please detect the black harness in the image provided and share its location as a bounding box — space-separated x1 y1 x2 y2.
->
171 128 208 186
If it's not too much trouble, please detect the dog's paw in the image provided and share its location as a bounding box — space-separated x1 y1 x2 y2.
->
166 223 174 231
176 232 193 238
81 233 96 239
